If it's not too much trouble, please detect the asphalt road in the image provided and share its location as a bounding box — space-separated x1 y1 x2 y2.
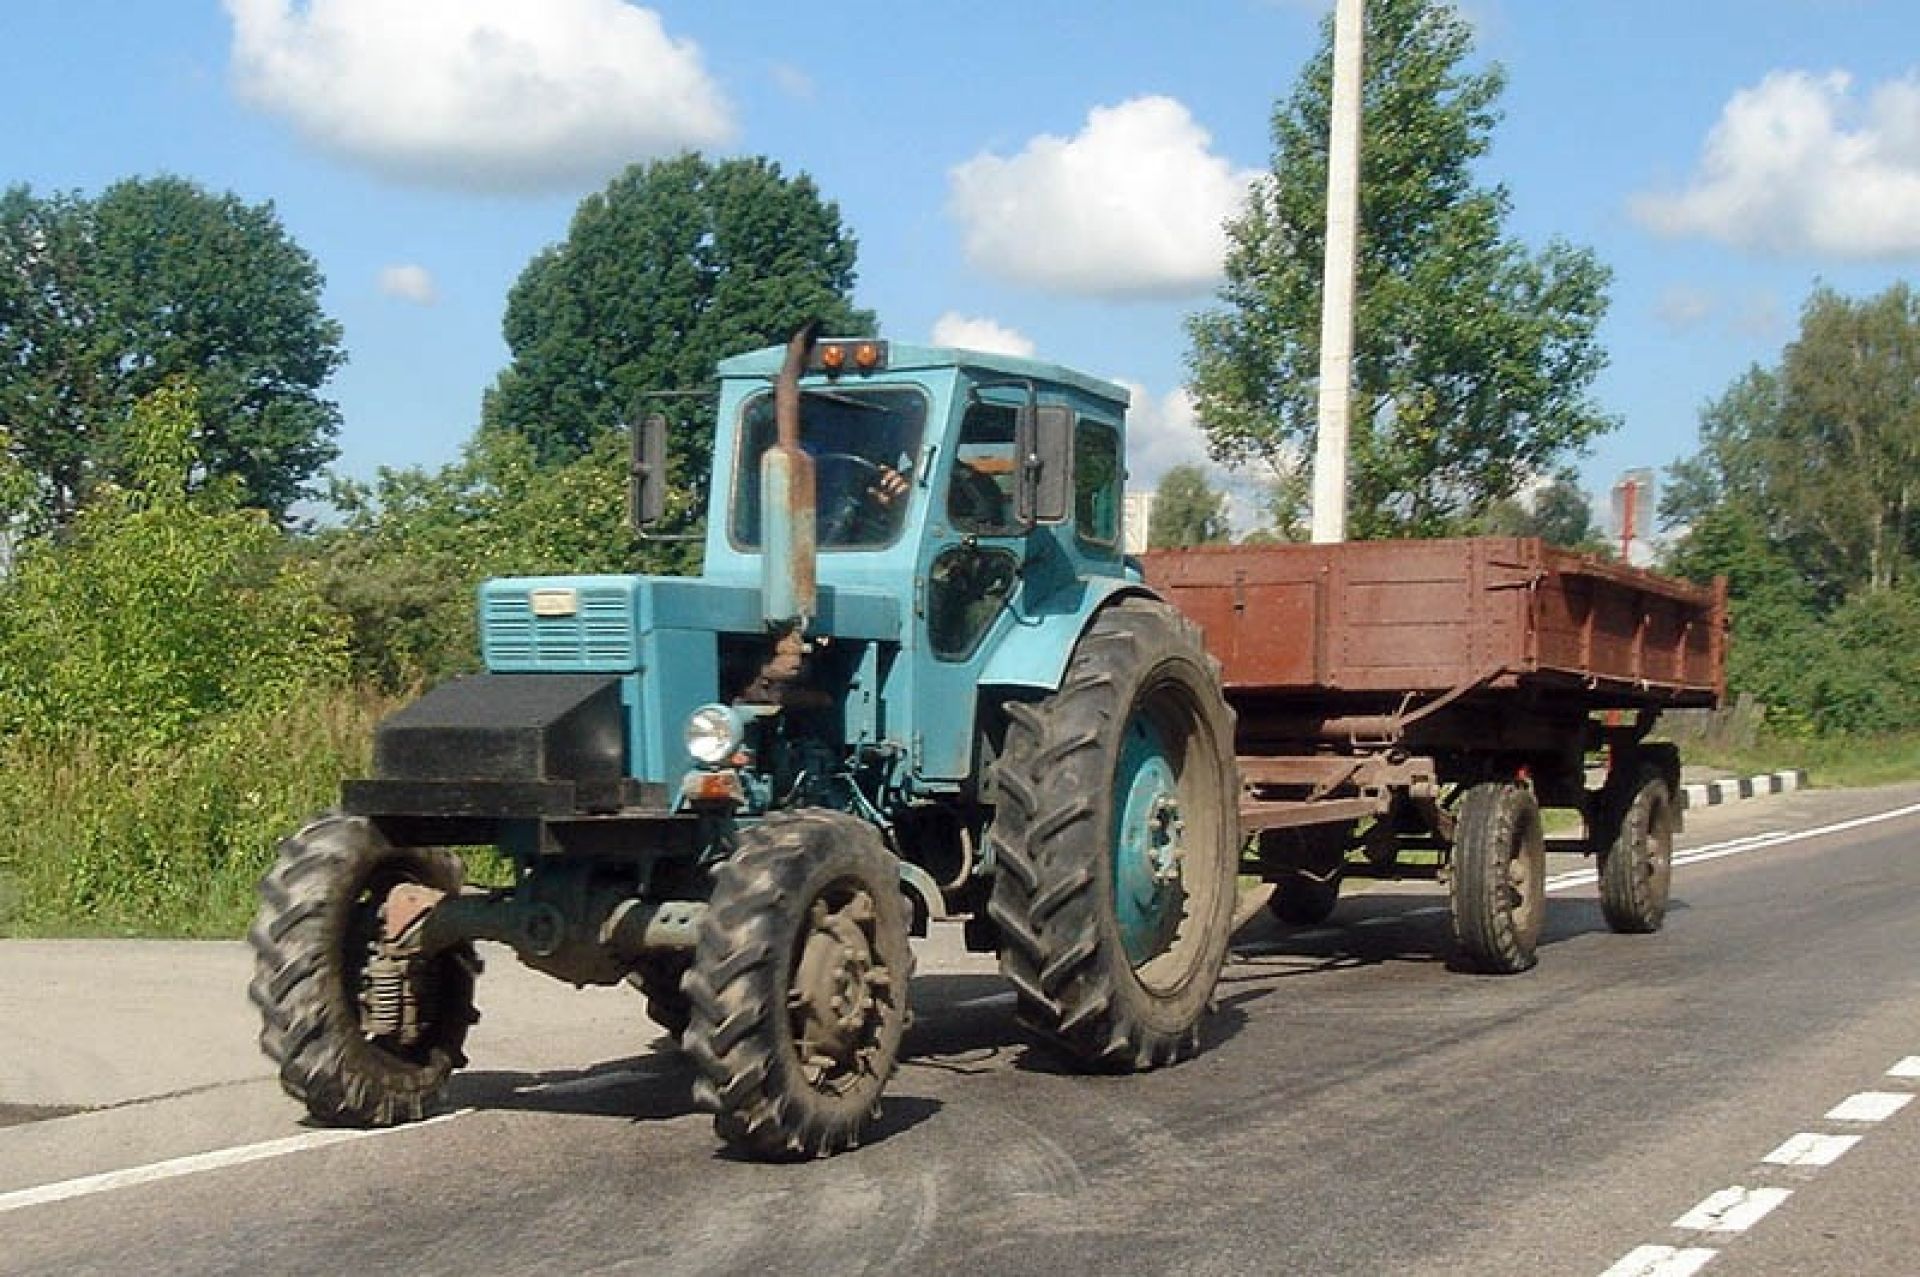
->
3 782 1918 1277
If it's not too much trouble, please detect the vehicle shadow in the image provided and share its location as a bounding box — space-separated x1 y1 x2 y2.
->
1221 887 1653 1000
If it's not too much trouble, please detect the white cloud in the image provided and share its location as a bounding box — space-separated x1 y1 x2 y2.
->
929 312 1035 358
378 263 438 305
769 62 815 102
1118 383 1210 490
224 0 734 192
1631 69 1920 258
1654 285 1714 331
948 96 1259 298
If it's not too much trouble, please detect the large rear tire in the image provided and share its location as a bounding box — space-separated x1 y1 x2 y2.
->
683 810 913 1160
248 815 478 1126
1448 782 1546 974
986 598 1238 1070
1599 767 1675 934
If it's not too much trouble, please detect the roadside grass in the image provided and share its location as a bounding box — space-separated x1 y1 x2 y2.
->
0 687 395 938
1682 730 1920 791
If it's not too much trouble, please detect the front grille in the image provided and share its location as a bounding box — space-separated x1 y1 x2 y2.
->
483 584 638 670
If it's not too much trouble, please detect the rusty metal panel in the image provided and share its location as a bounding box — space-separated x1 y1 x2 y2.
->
1140 537 1725 706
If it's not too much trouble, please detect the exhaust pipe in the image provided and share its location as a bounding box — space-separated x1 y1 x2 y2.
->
761 320 820 630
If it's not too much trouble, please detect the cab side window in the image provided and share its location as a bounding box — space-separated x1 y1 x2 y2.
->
1074 420 1121 548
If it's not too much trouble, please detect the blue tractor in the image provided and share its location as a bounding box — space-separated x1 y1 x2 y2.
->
249 325 1239 1159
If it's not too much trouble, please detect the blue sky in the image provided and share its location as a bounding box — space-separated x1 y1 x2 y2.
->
3 0 1917 530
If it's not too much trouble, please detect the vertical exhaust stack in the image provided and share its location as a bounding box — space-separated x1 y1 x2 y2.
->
762 320 821 631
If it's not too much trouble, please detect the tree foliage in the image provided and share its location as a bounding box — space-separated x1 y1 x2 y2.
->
1186 0 1614 537
1478 477 1604 552
1148 464 1232 548
483 154 874 493
316 430 655 689
1663 283 1920 736
0 382 347 753
1664 283 1920 599
0 177 344 527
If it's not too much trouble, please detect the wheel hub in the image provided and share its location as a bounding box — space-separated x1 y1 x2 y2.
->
1114 716 1186 966
790 888 893 1093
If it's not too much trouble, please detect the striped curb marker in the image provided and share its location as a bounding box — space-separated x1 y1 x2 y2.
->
1680 770 1805 810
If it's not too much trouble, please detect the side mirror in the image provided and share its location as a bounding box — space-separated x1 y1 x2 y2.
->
1015 403 1073 525
629 412 668 528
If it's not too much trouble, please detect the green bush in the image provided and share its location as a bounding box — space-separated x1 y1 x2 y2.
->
0 382 349 751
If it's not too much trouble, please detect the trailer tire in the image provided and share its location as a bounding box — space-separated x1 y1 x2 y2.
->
986 598 1238 1071
1447 782 1546 974
1599 767 1674 934
248 815 478 1126
1259 824 1352 926
683 810 912 1160
1267 871 1342 926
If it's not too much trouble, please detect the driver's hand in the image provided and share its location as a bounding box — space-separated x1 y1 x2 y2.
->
868 465 909 508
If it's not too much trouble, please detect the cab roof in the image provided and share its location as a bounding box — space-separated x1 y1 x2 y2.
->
715 340 1132 413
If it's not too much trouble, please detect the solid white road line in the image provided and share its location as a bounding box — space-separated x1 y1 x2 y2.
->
1672 1185 1793 1233
1551 798 1920 896
1762 1132 1861 1168
1599 1246 1719 1277
1824 1092 1913 1123
0 1111 467 1215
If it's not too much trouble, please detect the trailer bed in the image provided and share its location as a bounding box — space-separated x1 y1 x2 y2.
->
1141 536 1726 714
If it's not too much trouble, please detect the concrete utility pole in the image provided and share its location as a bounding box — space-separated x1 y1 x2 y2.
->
1311 0 1364 544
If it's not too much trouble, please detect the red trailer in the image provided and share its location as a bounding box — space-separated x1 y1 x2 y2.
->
1141 537 1727 972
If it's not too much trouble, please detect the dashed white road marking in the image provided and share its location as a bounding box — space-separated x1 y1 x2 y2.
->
0 1111 466 1215
1886 1056 1920 1079
1672 1185 1792 1233
1763 1132 1861 1167
1824 1091 1913 1123
1599 1245 1719 1277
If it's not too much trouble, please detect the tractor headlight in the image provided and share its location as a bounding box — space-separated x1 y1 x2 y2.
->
684 703 744 767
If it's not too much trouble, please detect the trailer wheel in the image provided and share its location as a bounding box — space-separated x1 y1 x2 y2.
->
1447 782 1546 974
683 810 912 1160
1259 824 1352 926
248 815 478 1126
1599 767 1675 934
986 598 1238 1070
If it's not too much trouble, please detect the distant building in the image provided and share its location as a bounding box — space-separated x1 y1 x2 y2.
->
1122 490 1156 555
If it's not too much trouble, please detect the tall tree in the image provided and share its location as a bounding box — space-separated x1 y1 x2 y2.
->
1479 477 1603 551
1664 283 1920 598
1186 0 1614 537
483 154 875 491
1147 463 1232 548
0 177 344 527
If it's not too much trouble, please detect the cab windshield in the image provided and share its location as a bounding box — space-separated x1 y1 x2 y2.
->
729 387 928 549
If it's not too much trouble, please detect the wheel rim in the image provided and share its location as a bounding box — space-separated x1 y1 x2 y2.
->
1506 810 1544 945
1113 709 1186 968
347 863 446 1062
788 877 896 1097
1645 789 1675 899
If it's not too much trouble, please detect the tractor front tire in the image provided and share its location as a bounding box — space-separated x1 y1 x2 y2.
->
986 598 1238 1071
248 815 478 1126
683 810 913 1160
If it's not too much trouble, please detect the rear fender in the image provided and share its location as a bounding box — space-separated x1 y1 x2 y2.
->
976 580 1156 694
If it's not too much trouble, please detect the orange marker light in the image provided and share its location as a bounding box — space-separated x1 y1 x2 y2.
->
820 344 847 371
854 342 881 371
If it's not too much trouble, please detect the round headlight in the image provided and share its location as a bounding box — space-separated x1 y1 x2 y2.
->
684 703 742 766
